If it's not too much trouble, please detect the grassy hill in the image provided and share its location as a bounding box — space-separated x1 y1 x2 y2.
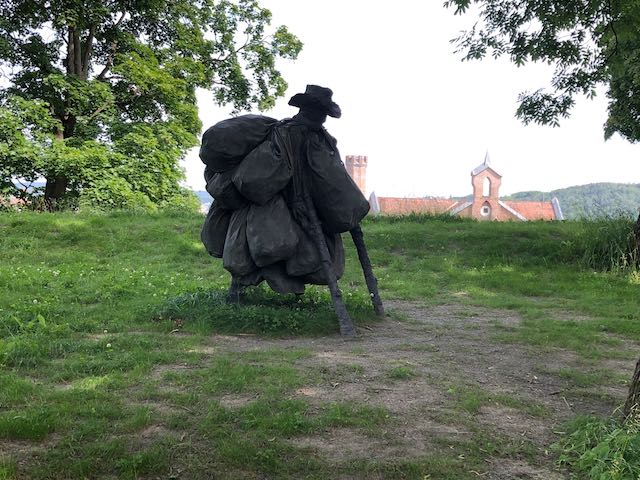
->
1 212 639 479
503 182 640 220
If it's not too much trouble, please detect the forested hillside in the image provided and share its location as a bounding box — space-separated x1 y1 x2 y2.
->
503 183 640 219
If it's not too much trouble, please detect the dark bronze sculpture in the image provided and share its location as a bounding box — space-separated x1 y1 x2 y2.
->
200 85 383 336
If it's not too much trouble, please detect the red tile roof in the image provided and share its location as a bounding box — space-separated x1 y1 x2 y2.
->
502 201 557 220
377 197 459 215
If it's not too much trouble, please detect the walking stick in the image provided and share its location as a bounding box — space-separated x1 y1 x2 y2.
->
349 225 384 316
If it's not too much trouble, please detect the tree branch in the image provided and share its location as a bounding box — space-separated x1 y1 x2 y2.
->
85 99 113 121
605 0 619 63
97 44 117 80
67 27 75 75
114 10 126 27
73 28 82 75
97 12 126 81
81 24 96 79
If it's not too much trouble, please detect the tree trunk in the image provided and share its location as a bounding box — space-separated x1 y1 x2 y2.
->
624 353 640 419
634 210 640 266
44 176 69 211
44 127 69 210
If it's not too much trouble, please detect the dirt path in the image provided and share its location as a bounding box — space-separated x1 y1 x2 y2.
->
203 300 631 479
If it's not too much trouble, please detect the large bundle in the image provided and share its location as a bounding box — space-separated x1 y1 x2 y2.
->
222 207 256 277
285 224 321 276
205 170 247 210
306 133 370 233
301 233 345 285
201 117 360 296
261 263 305 295
232 138 292 205
201 202 232 258
200 115 278 174
246 195 299 267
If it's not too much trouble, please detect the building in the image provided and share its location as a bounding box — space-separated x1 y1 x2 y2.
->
345 153 563 221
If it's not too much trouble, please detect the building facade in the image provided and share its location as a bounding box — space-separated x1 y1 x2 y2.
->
346 153 563 221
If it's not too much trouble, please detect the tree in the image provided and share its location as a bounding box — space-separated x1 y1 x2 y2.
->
0 0 302 209
444 0 640 142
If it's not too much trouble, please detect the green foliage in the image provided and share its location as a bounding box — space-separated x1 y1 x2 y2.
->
553 413 640 479
444 0 640 142
503 183 640 220
0 0 302 208
566 216 638 272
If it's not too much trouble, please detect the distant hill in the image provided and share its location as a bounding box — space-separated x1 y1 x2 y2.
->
195 190 212 204
503 183 640 220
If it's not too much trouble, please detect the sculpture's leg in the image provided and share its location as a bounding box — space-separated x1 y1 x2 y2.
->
308 221 355 337
350 225 385 316
227 276 242 304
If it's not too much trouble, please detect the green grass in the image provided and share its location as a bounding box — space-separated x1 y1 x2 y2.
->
1 211 638 479
553 413 640 479
387 365 418 380
446 383 548 417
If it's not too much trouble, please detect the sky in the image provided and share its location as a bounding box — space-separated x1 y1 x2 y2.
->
182 0 640 199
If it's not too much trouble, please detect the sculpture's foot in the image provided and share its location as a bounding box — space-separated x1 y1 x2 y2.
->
226 277 244 304
339 320 356 338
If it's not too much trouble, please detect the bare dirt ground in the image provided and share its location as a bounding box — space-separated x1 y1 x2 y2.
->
200 300 633 479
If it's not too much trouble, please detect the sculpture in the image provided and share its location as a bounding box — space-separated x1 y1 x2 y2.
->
200 85 383 336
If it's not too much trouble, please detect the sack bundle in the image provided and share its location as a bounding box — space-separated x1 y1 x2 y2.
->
200 116 363 293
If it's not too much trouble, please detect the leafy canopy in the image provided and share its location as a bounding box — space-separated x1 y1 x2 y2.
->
444 0 640 142
0 0 302 209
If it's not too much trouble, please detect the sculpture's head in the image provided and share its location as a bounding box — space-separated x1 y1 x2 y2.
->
288 85 341 119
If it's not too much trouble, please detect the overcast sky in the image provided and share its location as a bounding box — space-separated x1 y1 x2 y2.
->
182 0 640 198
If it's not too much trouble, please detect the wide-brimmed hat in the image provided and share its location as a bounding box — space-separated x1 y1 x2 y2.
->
288 85 341 118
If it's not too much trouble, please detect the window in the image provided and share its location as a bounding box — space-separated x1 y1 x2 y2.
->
482 177 491 197
480 203 491 217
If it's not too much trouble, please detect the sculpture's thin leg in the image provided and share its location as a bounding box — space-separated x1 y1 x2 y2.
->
308 221 355 337
349 225 385 316
227 276 242 304
301 195 355 337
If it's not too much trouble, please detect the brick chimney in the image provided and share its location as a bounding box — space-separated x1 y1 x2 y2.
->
345 155 367 194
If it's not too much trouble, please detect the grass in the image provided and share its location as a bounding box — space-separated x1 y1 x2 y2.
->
553 412 640 479
387 365 418 380
446 384 548 417
0 210 638 478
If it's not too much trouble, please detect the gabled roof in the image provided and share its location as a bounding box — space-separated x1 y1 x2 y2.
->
471 151 502 177
498 200 528 221
449 201 472 215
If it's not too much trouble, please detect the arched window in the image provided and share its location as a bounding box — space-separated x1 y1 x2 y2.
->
480 201 491 217
483 177 491 197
